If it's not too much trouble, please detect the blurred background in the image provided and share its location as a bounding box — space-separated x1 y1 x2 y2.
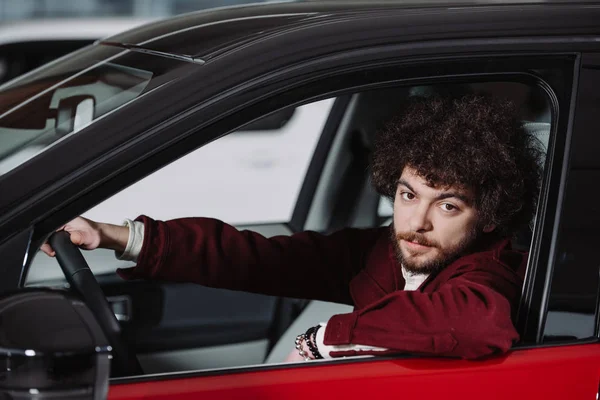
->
0 0 273 20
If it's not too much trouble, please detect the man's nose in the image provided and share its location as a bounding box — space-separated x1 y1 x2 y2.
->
408 204 433 232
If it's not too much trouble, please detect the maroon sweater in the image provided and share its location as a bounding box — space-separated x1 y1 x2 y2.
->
118 215 526 359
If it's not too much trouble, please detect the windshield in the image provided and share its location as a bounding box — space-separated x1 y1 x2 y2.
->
0 44 191 176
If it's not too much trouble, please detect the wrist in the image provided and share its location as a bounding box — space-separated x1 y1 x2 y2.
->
295 334 313 361
304 325 323 359
98 222 129 253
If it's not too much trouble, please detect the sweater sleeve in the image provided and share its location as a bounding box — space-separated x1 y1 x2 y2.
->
117 215 383 304
322 258 522 359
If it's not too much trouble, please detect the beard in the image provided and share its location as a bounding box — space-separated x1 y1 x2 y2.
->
390 223 479 275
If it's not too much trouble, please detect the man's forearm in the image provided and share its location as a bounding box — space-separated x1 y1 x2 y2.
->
98 222 129 253
117 215 375 303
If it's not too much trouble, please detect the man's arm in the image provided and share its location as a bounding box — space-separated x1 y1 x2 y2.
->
114 219 144 262
117 215 384 304
320 262 523 359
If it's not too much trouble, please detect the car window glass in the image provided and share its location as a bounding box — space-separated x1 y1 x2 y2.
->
0 45 190 177
542 66 600 343
0 40 95 85
0 63 152 175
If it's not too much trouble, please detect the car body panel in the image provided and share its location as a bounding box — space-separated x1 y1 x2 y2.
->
108 344 600 399
103 2 600 57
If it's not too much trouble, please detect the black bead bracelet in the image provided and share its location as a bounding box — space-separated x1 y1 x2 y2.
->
304 325 324 359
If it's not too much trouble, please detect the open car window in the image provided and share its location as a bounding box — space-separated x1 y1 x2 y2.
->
26 98 334 284
24 77 556 377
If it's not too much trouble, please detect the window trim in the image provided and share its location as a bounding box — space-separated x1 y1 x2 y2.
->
517 64 577 344
536 54 600 345
524 56 581 344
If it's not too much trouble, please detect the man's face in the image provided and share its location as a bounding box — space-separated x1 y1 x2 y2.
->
392 167 488 274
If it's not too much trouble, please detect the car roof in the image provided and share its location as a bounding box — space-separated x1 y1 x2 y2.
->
102 1 600 62
0 18 154 46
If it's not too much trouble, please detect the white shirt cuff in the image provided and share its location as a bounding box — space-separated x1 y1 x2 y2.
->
315 322 388 358
115 219 145 262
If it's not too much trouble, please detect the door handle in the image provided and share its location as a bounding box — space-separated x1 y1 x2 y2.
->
107 295 132 322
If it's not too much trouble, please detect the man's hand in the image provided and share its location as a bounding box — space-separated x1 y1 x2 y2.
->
283 339 315 362
40 216 129 256
284 348 308 362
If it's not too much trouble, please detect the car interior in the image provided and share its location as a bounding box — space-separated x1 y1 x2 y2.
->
0 40 95 85
25 79 552 377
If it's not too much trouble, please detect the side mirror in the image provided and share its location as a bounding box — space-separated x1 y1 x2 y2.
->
0 289 110 399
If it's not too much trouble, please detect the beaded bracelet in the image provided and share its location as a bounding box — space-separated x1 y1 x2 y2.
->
295 333 311 361
304 325 324 359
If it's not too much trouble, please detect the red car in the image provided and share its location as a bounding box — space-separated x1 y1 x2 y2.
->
0 1 599 399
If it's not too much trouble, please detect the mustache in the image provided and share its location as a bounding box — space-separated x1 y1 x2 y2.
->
396 232 439 248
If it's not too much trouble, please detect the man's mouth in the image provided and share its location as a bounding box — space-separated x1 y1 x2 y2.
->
395 231 439 253
402 239 432 250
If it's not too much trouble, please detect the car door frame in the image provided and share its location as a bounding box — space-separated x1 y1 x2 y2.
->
0 30 596 398
104 54 596 398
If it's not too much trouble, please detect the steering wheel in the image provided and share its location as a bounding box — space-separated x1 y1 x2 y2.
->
49 231 143 377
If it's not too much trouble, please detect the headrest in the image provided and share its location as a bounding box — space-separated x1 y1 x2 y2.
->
522 121 551 153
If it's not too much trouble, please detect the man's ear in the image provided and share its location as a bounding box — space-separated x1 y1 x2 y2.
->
483 224 496 233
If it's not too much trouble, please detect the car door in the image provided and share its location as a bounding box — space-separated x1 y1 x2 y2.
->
103 57 600 399
1 56 595 400
98 51 600 399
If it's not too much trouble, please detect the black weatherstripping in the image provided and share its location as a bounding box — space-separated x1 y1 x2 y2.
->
49 231 142 377
540 56 600 343
514 60 578 344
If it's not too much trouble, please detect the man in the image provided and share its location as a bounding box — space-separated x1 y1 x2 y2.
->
42 94 543 361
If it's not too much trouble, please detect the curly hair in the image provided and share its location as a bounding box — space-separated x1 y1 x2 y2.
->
371 94 544 238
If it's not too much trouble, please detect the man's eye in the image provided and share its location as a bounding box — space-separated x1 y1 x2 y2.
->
401 192 415 200
441 203 457 212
